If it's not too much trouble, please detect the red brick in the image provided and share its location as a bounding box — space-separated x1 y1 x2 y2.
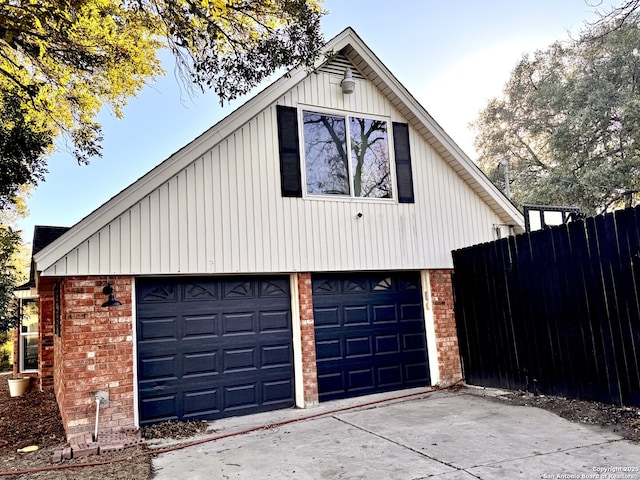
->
51 450 63 463
37 276 135 440
100 443 126 453
72 443 99 457
297 273 319 406
430 270 463 385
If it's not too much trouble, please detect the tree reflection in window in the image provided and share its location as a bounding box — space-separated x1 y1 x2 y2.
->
303 110 392 198
303 112 348 195
350 117 391 198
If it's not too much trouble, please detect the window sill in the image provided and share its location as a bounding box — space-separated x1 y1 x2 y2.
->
303 194 397 204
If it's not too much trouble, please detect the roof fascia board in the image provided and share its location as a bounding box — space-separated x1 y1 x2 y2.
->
341 32 523 227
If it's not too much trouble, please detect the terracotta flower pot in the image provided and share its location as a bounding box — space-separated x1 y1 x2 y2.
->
7 377 30 397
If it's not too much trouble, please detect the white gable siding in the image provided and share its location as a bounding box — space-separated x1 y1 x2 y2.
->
43 70 505 276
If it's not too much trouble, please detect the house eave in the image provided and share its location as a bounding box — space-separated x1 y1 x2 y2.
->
340 40 524 232
34 27 524 271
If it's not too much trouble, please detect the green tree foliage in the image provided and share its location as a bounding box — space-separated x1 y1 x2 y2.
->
0 92 52 210
0 0 324 208
473 11 640 214
155 0 325 102
0 0 165 167
0 0 324 331
0 192 30 335
0 225 22 333
588 0 640 35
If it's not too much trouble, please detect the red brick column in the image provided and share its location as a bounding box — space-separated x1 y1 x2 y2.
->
38 277 58 390
429 270 463 385
297 273 319 407
53 279 67 435
51 276 134 441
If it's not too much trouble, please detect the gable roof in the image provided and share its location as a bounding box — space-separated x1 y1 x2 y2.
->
34 27 524 271
16 225 70 289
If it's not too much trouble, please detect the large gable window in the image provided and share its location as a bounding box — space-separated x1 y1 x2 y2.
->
276 105 414 203
303 110 392 198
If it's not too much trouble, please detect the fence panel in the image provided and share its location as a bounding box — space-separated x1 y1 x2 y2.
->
452 206 640 406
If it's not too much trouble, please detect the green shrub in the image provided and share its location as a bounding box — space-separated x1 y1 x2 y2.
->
0 331 13 372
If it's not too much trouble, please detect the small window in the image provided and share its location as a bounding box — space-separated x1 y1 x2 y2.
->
303 110 392 199
19 298 38 372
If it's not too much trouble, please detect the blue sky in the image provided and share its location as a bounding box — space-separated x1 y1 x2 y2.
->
17 0 619 240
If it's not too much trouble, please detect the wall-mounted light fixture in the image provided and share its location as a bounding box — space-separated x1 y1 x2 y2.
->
341 68 355 95
101 283 122 307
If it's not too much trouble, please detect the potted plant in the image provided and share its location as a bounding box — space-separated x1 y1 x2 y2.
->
7 376 30 397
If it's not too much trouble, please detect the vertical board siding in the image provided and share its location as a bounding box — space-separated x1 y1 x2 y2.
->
149 189 161 273
453 206 640 406
88 234 100 272
47 70 506 276
120 214 130 272
139 196 151 272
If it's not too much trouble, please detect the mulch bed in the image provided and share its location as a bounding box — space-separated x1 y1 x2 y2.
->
485 388 640 443
2 371 639 478
0 372 205 479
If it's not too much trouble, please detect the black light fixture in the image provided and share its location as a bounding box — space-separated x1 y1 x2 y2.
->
101 283 122 307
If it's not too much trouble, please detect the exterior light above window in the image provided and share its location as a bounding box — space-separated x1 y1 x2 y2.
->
341 68 355 95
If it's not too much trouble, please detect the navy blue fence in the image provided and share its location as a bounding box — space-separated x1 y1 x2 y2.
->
452 206 640 406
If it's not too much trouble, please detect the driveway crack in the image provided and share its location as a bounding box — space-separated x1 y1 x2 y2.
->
332 416 482 479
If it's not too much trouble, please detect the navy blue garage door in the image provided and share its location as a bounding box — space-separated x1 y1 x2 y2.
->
136 276 294 425
313 272 430 401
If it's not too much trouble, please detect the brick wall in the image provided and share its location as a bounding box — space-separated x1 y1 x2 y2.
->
33 270 459 438
430 269 463 385
46 276 135 441
38 277 57 390
297 273 319 407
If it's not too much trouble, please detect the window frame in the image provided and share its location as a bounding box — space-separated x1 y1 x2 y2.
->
298 105 398 202
19 296 39 373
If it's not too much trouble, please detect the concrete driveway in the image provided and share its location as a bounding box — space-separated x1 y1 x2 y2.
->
150 387 640 479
